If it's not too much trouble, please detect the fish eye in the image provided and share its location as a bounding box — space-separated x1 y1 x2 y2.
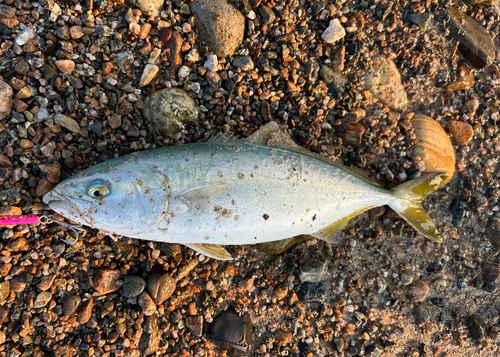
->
88 180 110 200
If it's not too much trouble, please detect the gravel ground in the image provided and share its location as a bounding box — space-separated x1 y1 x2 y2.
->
0 0 499 356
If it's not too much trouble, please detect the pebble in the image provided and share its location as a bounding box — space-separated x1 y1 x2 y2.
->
232 55 254 71
122 275 146 297
259 5 275 24
38 274 56 291
143 88 199 138
0 80 13 119
55 60 75 74
321 19 346 44
445 65 475 91
481 262 499 283
408 280 430 302
138 313 161 355
446 6 495 69
133 0 163 17
35 179 52 197
186 315 204 337
0 281 9 301
138 291 157 316
147 274 176 305
190 0 245 57
320 65 348 93
468 314 488 341
407 13 431 31
414 303 431 325
19 139 34 149
486 212 500 251
401 273 413 286
0 306 9 323
15 26 36 46
108 114 122 130
69 25 85 39
299 258 328 282
54 113 80 133
336 122 365 146
93 269 123 295
139 64 159 87
110 240 135 259
297 281 328 303
15 86 31 99
366 55 407 109
211 309 253 353
446 120 473 145
63 294 81 315
273 285 288 300
44 163 61 184
165 31 183 79
34 292 52 308
204 54 218 72
76 298 93 324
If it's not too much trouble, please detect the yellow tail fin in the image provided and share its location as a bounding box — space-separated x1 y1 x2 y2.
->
389 172 450 243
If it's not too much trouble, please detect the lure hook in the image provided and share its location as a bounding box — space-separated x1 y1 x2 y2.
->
52 220 86 245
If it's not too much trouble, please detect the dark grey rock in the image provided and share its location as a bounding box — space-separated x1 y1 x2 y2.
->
259 5 275 24
415 303 431 325
114 51 134 69
64 86 78 115
299 258 328 282
0 58 12 73
486 212 500 251
52 243 66 255
297 281 328 302
468 314 488 341
0 188 22 204
122 275 146 298
450 199 469 228
407 13 431 31
232 56 254 71
211 309 252 355
139 312 161 355
63 294 81 315
446 6 495 69
482 281 496 293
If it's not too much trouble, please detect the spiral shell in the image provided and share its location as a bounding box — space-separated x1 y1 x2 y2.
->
412 114 456 185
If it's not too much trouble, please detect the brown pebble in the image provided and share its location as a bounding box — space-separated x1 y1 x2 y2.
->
76 298 94 324
44 163 61 184
0 305 9 324
147 274 176 305
63 294 81 315
0 281 10 301
273 285 288 301
239 277 254 290
188 302 197 316
39 274 56 291
102 62 113 75
409 280 430 302
108 114 122 130
336 122 365 146
19 139 34 149
93 269 123 295
0 155 12 167
444 65 475 91
481 262 499 283
35 179 52 197
69 25 85 39
55 60 75 74
369 206 386 219
224 262 236 276
34 291 52 308
185 315 203 337
446 120 473 146
0 206 22 216
7 237 27 251
138 291 157 316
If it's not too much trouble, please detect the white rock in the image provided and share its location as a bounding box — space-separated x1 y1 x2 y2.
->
15 26 37 46
321 19 346 44
148 48 162 65
186 48 201 63
0 80 13 119
140 64 159 87
204 54 218 72
178 65 191 78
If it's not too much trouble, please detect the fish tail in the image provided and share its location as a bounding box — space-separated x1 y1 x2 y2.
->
388 172 450 243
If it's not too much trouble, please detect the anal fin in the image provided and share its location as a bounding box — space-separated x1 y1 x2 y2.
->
184 243 233 260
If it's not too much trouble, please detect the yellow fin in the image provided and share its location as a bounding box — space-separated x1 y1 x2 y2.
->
246 122 383 187
389 172 449 243
184 243 233 260
312 207 375 243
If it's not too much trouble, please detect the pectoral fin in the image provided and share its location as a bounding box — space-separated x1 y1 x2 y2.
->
184 243 233 260
175 185 228 210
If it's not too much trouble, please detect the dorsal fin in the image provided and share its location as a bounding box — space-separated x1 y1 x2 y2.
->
246 122 382 187
209 131 236 143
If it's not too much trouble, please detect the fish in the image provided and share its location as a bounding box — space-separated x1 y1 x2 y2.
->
43 122 449 260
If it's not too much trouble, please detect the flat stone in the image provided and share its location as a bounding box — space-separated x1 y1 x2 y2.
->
446 6 495 69
69 25 85 39
297 281 328 303
414 303 431 325
0 305 9 323
15 26 36 46
321 19 346 44
38 274 56 291
232 55 254 71
0 80 13 119
468 314 488 341
55 60 75 74
446 120 473 145
63 294 81 315
211 309 253 354
122 275 146 297
44 163 61 184
191 0 245 57
258 5 275 24
408 280 430 302
138 313 161 355
138 291 157 316
336 122 365 146
147 274 176 305
481 262 499 283
35 179 52 197
108 114 122 130
139 64 159 87
164 31 183 79
93 269 123 295
110 239 134 259
76 298 93 324
186 315 203 337
299 258 328 282
54 113 80 133
34 292 52 308
0 281 10 301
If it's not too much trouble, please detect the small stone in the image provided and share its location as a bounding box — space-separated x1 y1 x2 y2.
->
114 51 134 69
446 120 473 145
445 65 475 91
178 65 191 78
481 262 499 283
297 281 328 303
190 0 245 57
321 19 346 44
299 258 328 282
102 62 113 75
232 55 254 71
63 294 81 315
122 275 146 298
15 26 36 46
273 285 288 300
139 64 159 87
7 237 26 251
468 314 488 341
365 55 407 110
35 179 52 197
108 114 122 130
139 313 161 356
34 292 52 308
0 5 15 17
488 325 500 340
40 142 56 157
0 80 13 119
408 280 430 302
143 88 199 138
19 139 34 149
211 309 253 353
165 31 183 79
44 164 61 184
55 60 75 74
69 25 85 39
39 274 56 291
204 54 218 72
15 86 31 99
238 277 254 290
0 188 22 204
259 5 275 24
446 6 495 69
320 65 348 93
110 239 134 259
414 303 431 325
147 274 176 305
54 113 80 133
76 298 93 324
336 122 365 146
0 281 10 301
138 292 157 316
132 0 163 17
186 315 203 337
407 13 431 31
401 274 413 286
0 306 9 324
93 269 123 295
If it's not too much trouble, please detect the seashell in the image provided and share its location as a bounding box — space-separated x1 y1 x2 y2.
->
412 114 456 185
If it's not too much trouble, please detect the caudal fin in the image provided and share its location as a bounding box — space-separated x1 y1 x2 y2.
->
389 172 450 243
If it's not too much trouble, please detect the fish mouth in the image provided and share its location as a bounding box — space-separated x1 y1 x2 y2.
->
43 190 92 225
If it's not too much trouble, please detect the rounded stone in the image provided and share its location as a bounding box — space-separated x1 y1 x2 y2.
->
138 291 157 316
122 275 146 298
0 80 13 119
211 309 253 353
34 292 52 308
55 60 76 74
299 258 328 282
232 55 255 71
408 280 430 302
147 274 176 305
446 120 473 146
63 294 81 315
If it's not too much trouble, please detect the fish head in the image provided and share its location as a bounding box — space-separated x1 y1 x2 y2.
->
43 157 169 237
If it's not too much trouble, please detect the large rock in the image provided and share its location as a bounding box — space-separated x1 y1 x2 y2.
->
127 0 163 17
143 88 199 138
446 6 495 69
139 312 162 355
0 80 13 119
365 55 407 110
190 0 245 57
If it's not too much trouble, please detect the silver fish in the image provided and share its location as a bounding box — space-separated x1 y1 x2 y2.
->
43 122 448 260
